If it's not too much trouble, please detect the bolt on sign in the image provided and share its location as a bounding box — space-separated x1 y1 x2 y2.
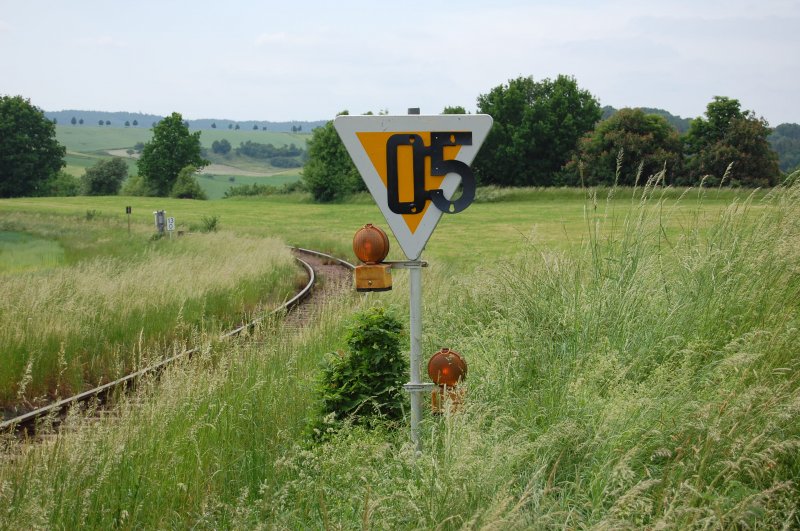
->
334 114 493 260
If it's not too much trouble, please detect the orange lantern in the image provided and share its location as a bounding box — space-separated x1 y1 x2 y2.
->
428 348 467 414
353 223 389 264
353 224 392 292
427 348 467 386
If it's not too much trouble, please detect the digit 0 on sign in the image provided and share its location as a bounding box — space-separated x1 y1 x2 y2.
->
386 131 476 215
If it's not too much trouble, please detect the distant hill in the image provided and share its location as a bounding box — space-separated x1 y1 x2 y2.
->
44 110 326 133
601 105 693 133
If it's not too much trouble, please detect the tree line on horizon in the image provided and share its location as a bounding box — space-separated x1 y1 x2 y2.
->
2 78 799 200
303 75 794 202
45 110 325 134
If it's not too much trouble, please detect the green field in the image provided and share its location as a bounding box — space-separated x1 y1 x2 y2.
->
56 125 310 152
0 186 769 267
55 125 309 197
0 231 65 273
0 185 797 528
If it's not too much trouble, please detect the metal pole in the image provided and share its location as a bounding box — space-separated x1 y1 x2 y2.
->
408 262 423 449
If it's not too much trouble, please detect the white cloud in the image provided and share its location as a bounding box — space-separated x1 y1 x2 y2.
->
76 35 127 48
254 32 291 46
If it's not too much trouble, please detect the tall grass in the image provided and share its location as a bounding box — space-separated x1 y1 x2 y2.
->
0 182 797 528
0 217 297 408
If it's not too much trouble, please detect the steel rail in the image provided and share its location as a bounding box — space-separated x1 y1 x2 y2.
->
1 248 353 434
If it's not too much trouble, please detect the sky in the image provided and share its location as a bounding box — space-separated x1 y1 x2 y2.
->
1 0 798 124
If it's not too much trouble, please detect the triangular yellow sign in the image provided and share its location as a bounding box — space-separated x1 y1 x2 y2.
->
335 115 492 259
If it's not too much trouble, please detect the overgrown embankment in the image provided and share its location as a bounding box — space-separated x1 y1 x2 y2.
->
0 212 296 409
1 183 797 528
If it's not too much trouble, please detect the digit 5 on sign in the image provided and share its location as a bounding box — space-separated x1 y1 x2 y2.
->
386 132 475 215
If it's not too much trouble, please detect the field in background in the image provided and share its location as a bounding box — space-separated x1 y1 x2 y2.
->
0 185 796 528
55 125 309 197
0 186 770 268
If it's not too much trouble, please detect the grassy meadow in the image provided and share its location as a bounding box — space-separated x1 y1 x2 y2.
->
0 181 798 528
0 186 767 268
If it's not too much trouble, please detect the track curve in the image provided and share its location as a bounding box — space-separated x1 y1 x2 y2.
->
0 247 354 435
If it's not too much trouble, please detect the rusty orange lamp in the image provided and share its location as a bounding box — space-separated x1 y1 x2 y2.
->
428 348 467 414
353 224 392 292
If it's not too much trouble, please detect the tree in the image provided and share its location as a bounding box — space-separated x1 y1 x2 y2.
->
302 111 363 202
41 171 80 196
442 105 467 114
685 97 780 186
0 95 66 197
99 120 104 126
228 123 233 130
211 122 217 129
81 157 127 195
566 108 683 186
124 120 130 127
170 165 207 199
71 116 77 125
132 119 138 126
603 105 692 133
79 118 84 125
253 124 259 130
473 75 601 187
121 174 148 196
234 124 240 130
211 138 231 155
137 112 208 196
105 120 111 125
768 123 800 173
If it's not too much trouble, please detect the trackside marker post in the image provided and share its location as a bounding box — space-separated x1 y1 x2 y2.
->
335 112 492 450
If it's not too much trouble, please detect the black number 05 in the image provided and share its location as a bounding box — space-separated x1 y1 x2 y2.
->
386 132 476 215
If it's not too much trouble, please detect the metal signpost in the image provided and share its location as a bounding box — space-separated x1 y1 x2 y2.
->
335 113 492 449
154 210 166 234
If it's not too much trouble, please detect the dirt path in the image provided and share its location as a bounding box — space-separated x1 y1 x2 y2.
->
284 250 354 331
199 163 273 177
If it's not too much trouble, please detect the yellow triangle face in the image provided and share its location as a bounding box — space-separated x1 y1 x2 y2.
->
356 132 461 234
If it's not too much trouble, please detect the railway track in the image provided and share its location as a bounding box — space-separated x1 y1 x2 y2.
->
0 247 354 435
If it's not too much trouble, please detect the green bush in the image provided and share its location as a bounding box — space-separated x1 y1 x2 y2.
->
41 170 80 197
121 174 149 196
310 306 407 439
81 157 127 195
223 180 306 198
170 165 207 199
199 215 219 232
